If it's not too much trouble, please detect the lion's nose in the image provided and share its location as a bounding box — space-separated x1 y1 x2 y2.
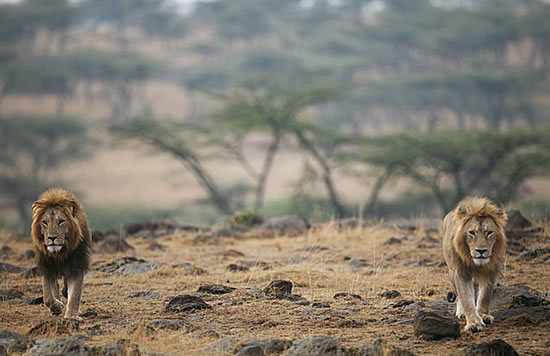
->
476 248 488 256
47 236 58 243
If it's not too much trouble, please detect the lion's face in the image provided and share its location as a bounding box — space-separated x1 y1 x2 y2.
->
462 216 498 266
38 207 71 254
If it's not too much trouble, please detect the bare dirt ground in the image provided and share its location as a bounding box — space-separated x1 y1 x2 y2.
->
1 220 549 355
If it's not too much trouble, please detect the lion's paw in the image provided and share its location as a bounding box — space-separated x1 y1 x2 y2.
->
48 299 64 315
455 309 465 319
480 313 494 324
464 317 485 333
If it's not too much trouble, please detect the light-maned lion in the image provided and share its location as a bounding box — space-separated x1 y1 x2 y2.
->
442 196 507 332
31 188 91 320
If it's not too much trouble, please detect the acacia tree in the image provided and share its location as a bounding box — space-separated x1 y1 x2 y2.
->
346 129 550 214
0 115 91 228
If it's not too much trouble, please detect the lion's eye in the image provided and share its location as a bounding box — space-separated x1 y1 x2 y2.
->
468 231 476 238
41 220 48 226
58 219 66 225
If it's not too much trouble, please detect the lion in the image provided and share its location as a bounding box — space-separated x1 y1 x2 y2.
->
442 196 507 332
31 188 92 320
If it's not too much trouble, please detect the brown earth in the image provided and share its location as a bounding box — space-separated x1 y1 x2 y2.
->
1 222 549 355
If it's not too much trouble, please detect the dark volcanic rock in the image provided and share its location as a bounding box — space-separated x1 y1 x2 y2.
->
413 310 460 340
333 293 362 301
506 210 532 229
286 336 342 356
237 339 292 355
27 319 80 338
165 295 211 313
149 319 190 331
264 280 293 297
147 241 166 251
198 284 235 295
493 306 550 323
126 219 199 238
0 329 30 354
236 345 263 356
260 216 310 234
0 289 25 300
130 291 162 299
380 290 401 299
361 339 415 356
385 237 406 245
517 247 550 262
227 263 250 272
0 262 26 274
464 339 519 356
95 257 163 275
0 246 12 260
29 334 88 355
490 284 547 310
18 249 35 261
103 339 140 356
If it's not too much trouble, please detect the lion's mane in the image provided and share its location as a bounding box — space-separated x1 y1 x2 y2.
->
31 188 91 278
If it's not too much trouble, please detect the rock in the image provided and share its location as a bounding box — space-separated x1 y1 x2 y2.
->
348 258 368 268
0 262 26 274
425 300 454 313
125 220 199 238
238 339 292 355
198 284 235 295
0 289 25 300
21 267 40 278
464 339 519 356
447 291 456 303
385 237 405 245
413 311 460 340
0 329 30 354
28 334 88 356
103 339 140 356
506 210 532 229
130 291 163 299
149 319 190 331
490 284 547 310
264 280 293 297
260 216 310 234
0 344 5 356
95 257 163 275
92 231 134 253
172 262 208 275
333 218 368 230
28 296 43 305
285 336 342 356
312 302 330 308
493 306 550 323
212 225 250 238
0 246 12 260
227 264 250 272
404 259 429 267
18 249 35 261
165 295 211 313
386 300 414 309
361 339 415 356
517 247 550 262
204 337 241 353
333 293 362 301
147 242 166 251
297 245 329 252
27 319 80 338
380 290 401 299
236 345 264 356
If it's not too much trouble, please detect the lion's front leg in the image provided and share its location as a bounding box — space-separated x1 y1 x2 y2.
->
43 274 64 315
477 281 494 325
64 273 83 320
454 273 484 332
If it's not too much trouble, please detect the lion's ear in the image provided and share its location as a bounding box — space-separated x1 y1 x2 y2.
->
31 201 43 215
455 204 467 220
67 200 80 218
494 207 507 223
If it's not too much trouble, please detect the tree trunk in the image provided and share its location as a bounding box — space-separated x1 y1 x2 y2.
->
364 167 394 216
254 134 281 210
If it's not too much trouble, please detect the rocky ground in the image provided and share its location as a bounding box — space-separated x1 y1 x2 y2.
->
0 214 549 355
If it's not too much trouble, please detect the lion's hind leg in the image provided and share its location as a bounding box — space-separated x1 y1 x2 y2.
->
43 274 64 315
64 273 83 320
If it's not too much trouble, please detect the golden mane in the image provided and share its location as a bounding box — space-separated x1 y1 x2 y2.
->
31 188 89 258
452 197 507 273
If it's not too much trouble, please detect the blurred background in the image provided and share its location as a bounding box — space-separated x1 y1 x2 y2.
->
1 0 549 232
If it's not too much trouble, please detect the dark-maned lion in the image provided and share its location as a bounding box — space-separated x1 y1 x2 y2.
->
31 188 91 320
442 196 507 332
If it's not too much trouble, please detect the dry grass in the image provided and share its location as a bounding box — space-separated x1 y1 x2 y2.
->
1 223 549 355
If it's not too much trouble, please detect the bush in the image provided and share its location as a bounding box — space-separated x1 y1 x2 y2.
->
224 210 264 227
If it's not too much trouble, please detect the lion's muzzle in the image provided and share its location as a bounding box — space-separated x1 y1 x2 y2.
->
46 236 63 253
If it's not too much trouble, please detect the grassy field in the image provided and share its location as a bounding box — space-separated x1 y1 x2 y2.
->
1 221 549 355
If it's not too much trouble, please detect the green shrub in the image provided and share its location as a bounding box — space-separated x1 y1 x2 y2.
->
224 210 264 227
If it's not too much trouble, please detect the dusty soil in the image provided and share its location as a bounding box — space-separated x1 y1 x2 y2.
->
1 222 549 355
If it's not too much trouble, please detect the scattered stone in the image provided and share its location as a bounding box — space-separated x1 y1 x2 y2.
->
18 249 35 261
413 311 460 340
198 284 235 295
80 311 98 318
148 242 166 251
130 291 163 299
361 339 415 356
0 329 30 354
220 249 246 257
493 306 550 323
0 262 26 274
380 290 401 299
27 319 80 338
204 337 241 353
285 336 342 356
297 245 329 252
28 296 43 305
447 291 456 303
173 262 208 275
386 300 414 309
28 334 88 356
237 339 292 355
236 345 263 356
506 210 532 230
425 300 454 314
260 216 310 234
103 339 141 356
311 302 330 308
0 290 25 300
149 319 190 331
264 280 293 297
92 231 134 253
285 255 308 264
165 295 211 313
404 259 429 267
95 257 164 275
348 258 368 268
21 267 40 278
126 220 199 238
517 247 550 262
385 237 406 245
333 293 362 301
0 246 12 260
464 339 519 356
211 225 250 238
490 284 547 310
227 263 250 272
437 261 447 268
